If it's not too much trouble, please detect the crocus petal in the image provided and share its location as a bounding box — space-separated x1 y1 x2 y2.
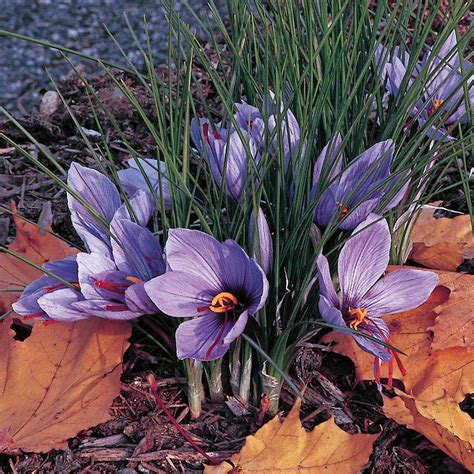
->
318 295 346 327
221 240 268 315
437 31 459 68
338 214 391 309
360 269 438 316
38 288 89 322
76 252 116 300
339 198 380 231
72 299 140 320
339 140 394 205
314 186 338 227
145 271 215 318
385 58 408 96
175 314 233 360
190 117 212 150
353 318 391 361
248 208 273 275
316 254 339 307
164 229 226 292
223 310 249 345
13 256 80 317
235 101 262 131
417 117 454 142
222 131 249 200
67 162 121 255
380 172 410 211
118 158 171 209
312 133 343 187
110 218 165 280
114 189 156 227
125 282 158 315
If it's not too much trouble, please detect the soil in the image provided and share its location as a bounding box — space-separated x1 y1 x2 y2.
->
0 3 473 474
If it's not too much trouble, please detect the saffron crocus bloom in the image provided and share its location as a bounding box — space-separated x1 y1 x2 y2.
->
416 32 473 141
313 138 408 230
379 32 473 141
235 93 302 164
191 117 257 200
317 214 438 385
248 207 273 275
118 157 171 209
145 229 268 360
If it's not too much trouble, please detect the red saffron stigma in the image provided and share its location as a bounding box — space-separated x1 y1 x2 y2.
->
203 122 209 140
24 311 45 320
212 129 219 139
104 304 129 311
387 359 394 388
374 358 381 385
45 282 65 292
205 311 229 360
95 280 129 293
197 306 209 312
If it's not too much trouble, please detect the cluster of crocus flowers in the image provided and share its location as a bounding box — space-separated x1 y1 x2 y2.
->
190 92 302 200
317 214 438 386
311 135 408 230
144 229 269 360
13 162 165 322
377 31 473 141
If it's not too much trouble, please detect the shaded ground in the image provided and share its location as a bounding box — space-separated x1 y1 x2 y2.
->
0 0 225 113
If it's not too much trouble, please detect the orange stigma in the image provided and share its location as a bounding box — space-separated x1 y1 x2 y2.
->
336 201 350 218
428 98 444 116
209 292 238 313
348 307 368 330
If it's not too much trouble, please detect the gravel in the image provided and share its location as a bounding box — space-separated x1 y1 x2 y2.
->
0 0 226 113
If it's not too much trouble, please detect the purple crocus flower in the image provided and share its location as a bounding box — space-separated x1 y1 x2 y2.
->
13 163 164 322
317 214 438 386
312 138 408 230
380 32 473 141
248 207 273 275
234 93 302 164
191 117 257 200
144 229 269 360
118 157 171 209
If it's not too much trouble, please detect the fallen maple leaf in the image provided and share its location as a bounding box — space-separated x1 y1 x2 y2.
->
0 202 77 316
410 206 474 271
0 314 131 453
321 268 474 470
205 398 377 473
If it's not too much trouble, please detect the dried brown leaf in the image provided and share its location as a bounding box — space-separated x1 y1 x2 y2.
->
205 398 377 473
0 315 131 453
410 208 474 271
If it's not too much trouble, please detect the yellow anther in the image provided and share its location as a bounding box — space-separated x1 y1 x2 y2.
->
210 292 238 313
126 276 143 284
348 307 368 330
